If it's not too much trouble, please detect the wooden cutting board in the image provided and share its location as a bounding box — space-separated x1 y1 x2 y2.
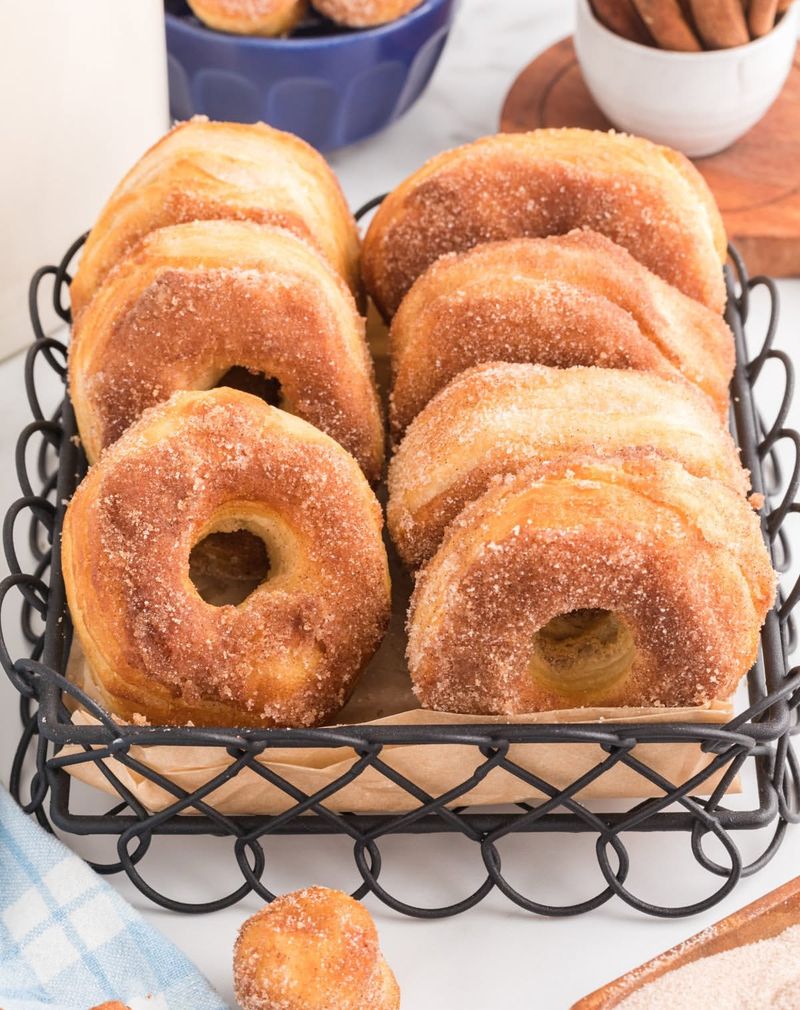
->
571 875 800 1008
500 38 800 278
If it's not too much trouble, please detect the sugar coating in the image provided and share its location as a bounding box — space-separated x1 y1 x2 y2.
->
234 887 399 1010
69 220 383 480
311 0 422 26
407 453 775 713
363 129 726 319
70 117 359 316
388 229 734 434
194 0 297 15
187 0 306 36
388 362 749 566
61 388 390 728
615 924 800 1009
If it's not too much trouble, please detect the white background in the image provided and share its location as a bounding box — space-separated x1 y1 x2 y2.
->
2 2 800 1008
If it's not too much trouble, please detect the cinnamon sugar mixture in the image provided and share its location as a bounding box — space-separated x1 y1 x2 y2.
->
616 924 800 1009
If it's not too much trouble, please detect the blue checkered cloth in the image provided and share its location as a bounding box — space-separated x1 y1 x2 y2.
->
0 786 229 1010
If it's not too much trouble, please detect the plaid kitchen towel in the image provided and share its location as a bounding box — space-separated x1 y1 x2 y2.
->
0 786 229 1010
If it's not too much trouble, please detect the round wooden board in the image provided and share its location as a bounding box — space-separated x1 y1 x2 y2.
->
501 37 800 278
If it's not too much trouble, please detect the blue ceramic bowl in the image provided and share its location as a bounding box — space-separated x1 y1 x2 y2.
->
165 0 457 151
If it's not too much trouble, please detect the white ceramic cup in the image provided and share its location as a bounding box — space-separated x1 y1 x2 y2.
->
574 0 799 158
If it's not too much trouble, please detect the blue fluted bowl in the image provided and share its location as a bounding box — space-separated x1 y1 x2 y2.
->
165 0 457 151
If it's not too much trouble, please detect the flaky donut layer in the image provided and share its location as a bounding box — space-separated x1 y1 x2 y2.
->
69 220 384 480
311 0 421 25
70 117 360 317
389 231 734 434
62 388 390 728
362 128 727 318
389 363 749 567
234 888 400 1010
188 0 308 35
408 454 774 713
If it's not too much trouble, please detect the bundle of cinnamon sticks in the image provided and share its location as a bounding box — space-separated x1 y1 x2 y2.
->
591 0 793 50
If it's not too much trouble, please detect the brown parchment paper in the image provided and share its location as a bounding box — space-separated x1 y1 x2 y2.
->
63 558 736 815
60 307 738 815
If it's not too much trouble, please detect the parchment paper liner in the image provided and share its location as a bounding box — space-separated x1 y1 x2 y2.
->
62 573 736 817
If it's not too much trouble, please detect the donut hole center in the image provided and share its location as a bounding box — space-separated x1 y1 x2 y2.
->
189 529 271 606
529 609 635 699
216 366 283 408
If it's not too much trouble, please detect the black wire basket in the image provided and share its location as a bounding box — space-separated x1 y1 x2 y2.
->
3 219 800 919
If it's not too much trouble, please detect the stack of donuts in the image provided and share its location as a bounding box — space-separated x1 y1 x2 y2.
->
63 117 775 731
366 128 775 714
64 117 390 728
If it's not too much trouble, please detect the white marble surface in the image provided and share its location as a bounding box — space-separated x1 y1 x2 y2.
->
2 1 800 1008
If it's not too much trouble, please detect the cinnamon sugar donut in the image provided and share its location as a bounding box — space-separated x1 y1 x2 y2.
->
408 454 774 712
234 888 400 1010
188 0 308 35
69 220 384 481
362 129 727 318
389 363 749 567
62 388 390 728
70 117 360 318
311 0 421 26
389 231 734 434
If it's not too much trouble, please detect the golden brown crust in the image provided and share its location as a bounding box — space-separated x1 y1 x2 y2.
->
362 129 727 319
389 231 734 434
689 0 750 47
69 220 384 481
70 117 360 318
62 388 390 728
590 0 654 43
388 363 749 567
234 887 400 1010
630 0 702 49
311 0 421 26
188 0 308 35
408 453 774 713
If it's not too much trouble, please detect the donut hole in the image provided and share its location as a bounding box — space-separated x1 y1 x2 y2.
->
529 608 635 699
215 366 283 408
189 529 271 606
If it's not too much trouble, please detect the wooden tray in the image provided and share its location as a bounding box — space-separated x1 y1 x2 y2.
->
500 38 800 278
572 875 800 1008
